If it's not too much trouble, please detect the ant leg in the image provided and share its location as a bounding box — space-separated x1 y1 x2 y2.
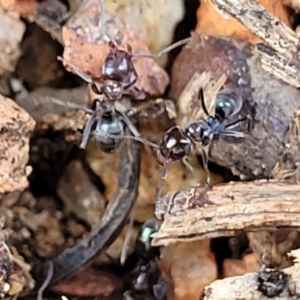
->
57 56 93 84
200 145 212 188
123 77 137 91
97 0 119 47
91 83 102 95
40 96 94 114
123 62 139 91
102 132 159 148
80 112 98 149
132 37 191 59
224 116 247 129
155 164 168 219
116 110 141 137
198 88 210 117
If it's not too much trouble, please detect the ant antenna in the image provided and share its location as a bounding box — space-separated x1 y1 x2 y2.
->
39 96 95 114
80 112 98 149
133 37 191 59
103 132 159 148
200 146 212 188
57 56 93 84
97 0 120 47
155 163 168 219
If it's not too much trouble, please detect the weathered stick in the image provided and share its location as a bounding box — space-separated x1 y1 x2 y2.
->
151 180 300 247
210 0 300 60
210 0 300 87
203 248 300 299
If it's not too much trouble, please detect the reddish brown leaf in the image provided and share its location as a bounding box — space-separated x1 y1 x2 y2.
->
62 0 169 96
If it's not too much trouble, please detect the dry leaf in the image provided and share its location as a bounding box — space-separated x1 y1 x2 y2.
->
62 0 169 96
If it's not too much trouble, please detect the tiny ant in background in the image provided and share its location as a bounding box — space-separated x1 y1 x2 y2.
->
155 87 251 219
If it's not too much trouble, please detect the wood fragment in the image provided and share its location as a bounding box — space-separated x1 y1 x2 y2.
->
210 0 300 87
203 248 300 299
151 180 300 247
210 0 299 60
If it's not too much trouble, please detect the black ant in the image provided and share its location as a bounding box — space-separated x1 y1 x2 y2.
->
43 0 191 151
155 87 251 218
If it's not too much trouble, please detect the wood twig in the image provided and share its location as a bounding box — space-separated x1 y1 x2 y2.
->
210 0 300 87
151 180 300 247
203 248 300 299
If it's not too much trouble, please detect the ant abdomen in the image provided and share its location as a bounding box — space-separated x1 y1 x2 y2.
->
93 114 124 152
215 89 243 121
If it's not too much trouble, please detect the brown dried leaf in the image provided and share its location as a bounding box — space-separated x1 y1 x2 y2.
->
62 0 169 96
159 240 217 300
0 95 35 194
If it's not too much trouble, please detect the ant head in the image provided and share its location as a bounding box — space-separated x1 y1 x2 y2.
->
157 126 193 165
102 45 134 84
186 121 209 145
101 80 124 101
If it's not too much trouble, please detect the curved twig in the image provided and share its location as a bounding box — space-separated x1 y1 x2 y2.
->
31 136 140 289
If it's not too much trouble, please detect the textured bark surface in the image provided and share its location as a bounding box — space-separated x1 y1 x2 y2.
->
151 180 300 247
170 34 300 179
203 248 300 299
210 0 300 88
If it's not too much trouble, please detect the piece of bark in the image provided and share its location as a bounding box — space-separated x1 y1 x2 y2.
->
151 180 300 247
0 95 35 194
62 0 169 96
170 34 300 179
203 248 300 299
209 0 300 88
196 0 291 43
0 8 25 76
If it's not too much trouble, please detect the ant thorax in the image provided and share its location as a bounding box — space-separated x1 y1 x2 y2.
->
157 126 193 165
100 79 124 101
186 117 226 146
